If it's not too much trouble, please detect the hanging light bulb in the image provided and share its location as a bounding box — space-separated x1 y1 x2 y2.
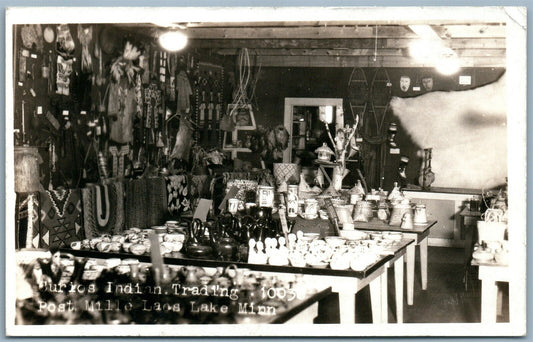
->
158 30 188 52
410 39 460 75
435 47 460 75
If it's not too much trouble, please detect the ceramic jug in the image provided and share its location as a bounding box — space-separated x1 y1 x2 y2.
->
334 204 354 225
413 204 428 224
212 214 239 261
180 266 205 285
389 201 413 226
377 202 390 221
353 200 373 222
239 215 256 243
184 219 213 259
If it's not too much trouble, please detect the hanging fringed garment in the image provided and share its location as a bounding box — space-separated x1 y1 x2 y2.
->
77 24 93 73
108 81 136 144
171 116 194 160
176 70 192 112
108 145 130 178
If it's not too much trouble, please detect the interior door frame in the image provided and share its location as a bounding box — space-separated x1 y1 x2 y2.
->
283 97 344 163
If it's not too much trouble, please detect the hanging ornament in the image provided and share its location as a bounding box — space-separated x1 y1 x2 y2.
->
77 24 93 73
43 26 55 43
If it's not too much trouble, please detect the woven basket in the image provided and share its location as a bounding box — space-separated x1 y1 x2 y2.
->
273 163 300 186
14 146 42 193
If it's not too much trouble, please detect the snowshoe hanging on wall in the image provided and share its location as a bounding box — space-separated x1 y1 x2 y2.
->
347 67 369 121
370 67 392 133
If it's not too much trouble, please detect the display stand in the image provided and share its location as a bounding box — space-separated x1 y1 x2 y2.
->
222 104 256 159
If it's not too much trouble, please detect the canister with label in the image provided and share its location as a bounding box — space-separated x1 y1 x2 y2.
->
258 186 275 208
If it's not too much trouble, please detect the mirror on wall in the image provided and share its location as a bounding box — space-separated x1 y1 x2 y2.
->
283 98 344 164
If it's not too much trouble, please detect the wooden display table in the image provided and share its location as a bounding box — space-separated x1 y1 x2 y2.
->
459 207 482 290
61 238 414 324
353 219 437 305
239 287 332 324
471 258 509 323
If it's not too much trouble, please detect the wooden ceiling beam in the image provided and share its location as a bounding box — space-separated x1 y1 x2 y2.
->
385 38 505 49
189 38 387 49
214 48 406 56
250 55 505 68
213 47 505 58
184 24 506 39
184 25 417 39
433 24 506 38
190 37 505 50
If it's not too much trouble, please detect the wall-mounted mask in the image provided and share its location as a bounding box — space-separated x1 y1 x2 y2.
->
400 76 411 92
422 77 434 91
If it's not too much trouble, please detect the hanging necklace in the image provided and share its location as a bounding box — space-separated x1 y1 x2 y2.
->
47 188 71 218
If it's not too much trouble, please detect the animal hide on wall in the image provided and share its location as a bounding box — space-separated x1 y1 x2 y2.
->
390 74 506 189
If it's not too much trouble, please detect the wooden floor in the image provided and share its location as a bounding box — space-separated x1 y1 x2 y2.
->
372 246 509 323
316 247 509 323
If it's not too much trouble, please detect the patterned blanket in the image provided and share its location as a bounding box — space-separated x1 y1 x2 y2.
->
81 181 124 238
165 175 190 216
38 188 84 248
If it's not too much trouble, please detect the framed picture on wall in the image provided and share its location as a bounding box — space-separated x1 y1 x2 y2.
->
228 104 256 130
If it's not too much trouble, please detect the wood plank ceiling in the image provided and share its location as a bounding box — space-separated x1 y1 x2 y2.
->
121 21 506 68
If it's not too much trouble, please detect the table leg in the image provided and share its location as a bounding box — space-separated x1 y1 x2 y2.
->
338 292 356 324
394 256 404 323
463 223 474 290
497 285 503 316
406 243 415 305
481 279 498 323
420 237 428 290
319 165 332 184
369 275 383 323
464 223 474 265
381 268 388 323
